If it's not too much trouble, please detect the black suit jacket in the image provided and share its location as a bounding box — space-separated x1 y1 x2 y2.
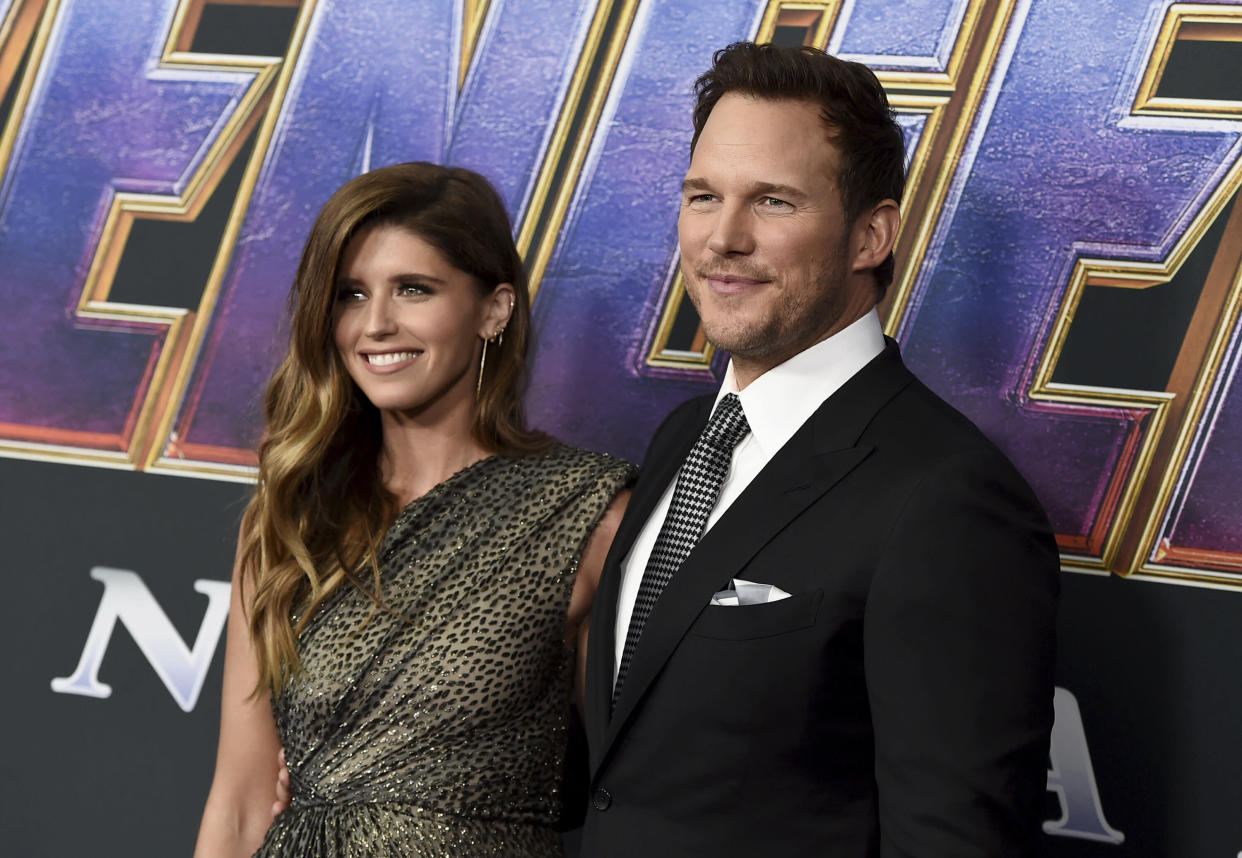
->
580 342 1059 857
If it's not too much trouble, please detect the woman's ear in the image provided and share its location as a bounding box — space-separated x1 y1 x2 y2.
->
481 282 516 338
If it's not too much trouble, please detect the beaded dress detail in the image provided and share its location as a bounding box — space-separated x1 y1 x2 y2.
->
255 446 634 857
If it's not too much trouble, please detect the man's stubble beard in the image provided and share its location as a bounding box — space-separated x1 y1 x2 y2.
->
685 250 852 372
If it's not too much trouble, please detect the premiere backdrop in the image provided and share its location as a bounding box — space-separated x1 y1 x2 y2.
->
1 0 1240 855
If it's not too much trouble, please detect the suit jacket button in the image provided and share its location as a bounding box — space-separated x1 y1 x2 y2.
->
592 786 612 811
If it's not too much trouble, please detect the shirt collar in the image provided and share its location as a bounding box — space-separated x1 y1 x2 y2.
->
714 308 886 457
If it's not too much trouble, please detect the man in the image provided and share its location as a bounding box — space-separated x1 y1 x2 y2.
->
579 42 1058 857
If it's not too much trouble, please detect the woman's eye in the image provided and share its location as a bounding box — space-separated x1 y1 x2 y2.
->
398 283 429 296
336 288 365 303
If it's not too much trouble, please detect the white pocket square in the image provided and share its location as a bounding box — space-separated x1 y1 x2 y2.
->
709 578 792 606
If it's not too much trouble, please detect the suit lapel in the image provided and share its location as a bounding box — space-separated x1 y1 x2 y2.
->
602 428 873 750
596 341 915 764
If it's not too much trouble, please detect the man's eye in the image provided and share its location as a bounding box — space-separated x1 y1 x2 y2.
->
687 193 716 206
760 196 791 209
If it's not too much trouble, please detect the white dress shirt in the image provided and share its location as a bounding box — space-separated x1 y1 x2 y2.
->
613 308 887 684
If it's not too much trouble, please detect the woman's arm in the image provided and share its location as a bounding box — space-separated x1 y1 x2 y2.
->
193 528 285 858
567 489 630 712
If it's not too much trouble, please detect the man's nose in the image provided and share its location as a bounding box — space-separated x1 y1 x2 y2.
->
705 202 755 255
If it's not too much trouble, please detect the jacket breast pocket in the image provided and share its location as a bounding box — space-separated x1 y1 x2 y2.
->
688 588 823 640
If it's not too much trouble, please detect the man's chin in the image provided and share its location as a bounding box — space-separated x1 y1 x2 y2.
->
698 326 771 362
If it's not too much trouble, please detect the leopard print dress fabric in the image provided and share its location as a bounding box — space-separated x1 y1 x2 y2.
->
254 446 635 857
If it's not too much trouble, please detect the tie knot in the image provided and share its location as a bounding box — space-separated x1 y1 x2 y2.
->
701 393 750 451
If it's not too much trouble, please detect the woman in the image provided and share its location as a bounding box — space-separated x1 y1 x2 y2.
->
194 162 633 857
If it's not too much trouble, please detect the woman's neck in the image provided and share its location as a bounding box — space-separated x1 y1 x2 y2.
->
378 406 491 506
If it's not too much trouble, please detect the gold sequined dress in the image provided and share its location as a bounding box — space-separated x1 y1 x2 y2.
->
254 446 635 857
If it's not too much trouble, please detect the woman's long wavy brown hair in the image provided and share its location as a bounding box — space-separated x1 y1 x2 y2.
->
242 162 550 695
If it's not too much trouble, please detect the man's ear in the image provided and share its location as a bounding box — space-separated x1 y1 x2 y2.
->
480 282 516 337
851 199 901 273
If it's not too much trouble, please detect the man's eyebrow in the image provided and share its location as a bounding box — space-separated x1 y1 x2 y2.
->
679 177 808 200
750 181 807 200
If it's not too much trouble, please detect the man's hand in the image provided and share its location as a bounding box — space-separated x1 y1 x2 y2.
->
270 748 290 818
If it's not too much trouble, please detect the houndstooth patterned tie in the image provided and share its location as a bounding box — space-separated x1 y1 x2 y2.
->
613 393 750 706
